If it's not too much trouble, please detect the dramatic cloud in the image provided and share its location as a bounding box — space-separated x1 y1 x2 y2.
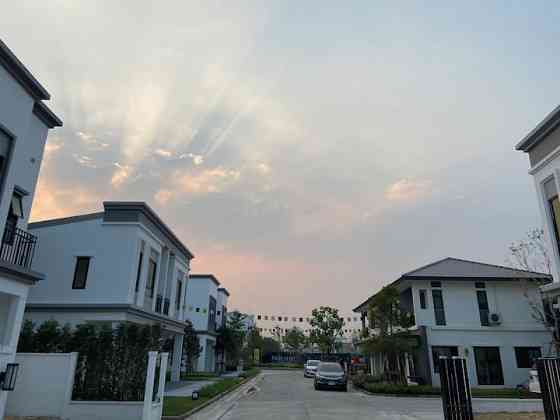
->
8 1 557 313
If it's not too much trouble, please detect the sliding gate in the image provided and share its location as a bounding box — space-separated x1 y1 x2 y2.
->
439 357 474 420
536 358 560 420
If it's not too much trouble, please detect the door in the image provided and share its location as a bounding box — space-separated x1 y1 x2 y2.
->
474 347 504 385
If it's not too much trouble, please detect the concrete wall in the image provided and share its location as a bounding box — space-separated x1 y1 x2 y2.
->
185 278 217 331
28 218 138 304
6 352 77 418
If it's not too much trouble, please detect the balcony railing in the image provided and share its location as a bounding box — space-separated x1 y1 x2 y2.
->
0 225 37 269
163 298 170 315
155 294 163 312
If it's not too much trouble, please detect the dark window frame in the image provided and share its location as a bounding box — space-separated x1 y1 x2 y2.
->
146 258 157 297
419 289 427 309
176 280 182 310
432 289 446 326
514 347 542 369
548 195 560 255
72 256 91 289
476 290 490 326
474 346 504 385
135 251 144 292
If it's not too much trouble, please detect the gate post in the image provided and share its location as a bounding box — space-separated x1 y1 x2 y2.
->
536 357 560 420
439 356 473 420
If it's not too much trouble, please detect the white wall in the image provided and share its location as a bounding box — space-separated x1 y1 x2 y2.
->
28 218 138 304
409 280 543 329
185 278 217 331
6 352 77 418
427 329 551 388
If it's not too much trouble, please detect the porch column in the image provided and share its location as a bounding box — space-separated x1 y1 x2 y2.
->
171 334 183 382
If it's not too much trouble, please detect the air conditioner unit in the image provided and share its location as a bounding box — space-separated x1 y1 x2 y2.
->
489 312 502 325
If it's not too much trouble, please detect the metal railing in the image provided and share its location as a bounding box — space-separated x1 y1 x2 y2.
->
439 356 474 420
537 357 560 420
163 298 170 315
155 294 163 313
0 225 37 269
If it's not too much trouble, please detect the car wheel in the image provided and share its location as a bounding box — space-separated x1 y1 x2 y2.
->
314 384 319 390
342 385 348 392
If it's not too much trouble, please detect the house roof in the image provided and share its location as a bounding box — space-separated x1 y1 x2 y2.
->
516 105 560 152
190 274 220 287
218 287 230 296
353 257 552 313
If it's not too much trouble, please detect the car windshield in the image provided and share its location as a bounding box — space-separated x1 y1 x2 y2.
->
307 360 320 366
318 363 343 373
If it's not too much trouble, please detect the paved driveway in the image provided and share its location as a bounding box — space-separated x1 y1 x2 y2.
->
222 371 444 420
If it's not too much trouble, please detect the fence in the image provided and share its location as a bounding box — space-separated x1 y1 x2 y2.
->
6 351 168 420
439 356 474 420
536 357 560 420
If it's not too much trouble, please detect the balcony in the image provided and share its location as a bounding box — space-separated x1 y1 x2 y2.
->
0 225 37 269
155 294 171 316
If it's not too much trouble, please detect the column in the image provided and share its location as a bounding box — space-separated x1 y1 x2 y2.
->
136 243 150 307
171 334 183 382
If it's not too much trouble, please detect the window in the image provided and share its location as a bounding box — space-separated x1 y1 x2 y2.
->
72 257 91 289
176 280 182 310
476 290 490 326
299 317 303 322
515 347 542 368
474 347 504 385
265 316 268 320
432 289 446 326
271 316 275 321
475 282 485 289
544 178 560 253
353 317 358 322
4 192 23 245
431 281 442 288
419 289 427 309
284 317 288 321
292 317 296 321
0 130 12 186
431 346 458 373
347 317 351 322
258 315 262 320
196 307 200 312
135 251 144 292
146 258 157 297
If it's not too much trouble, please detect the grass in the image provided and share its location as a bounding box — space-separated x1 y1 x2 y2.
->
258 363 304 369
179 372 219 381
163 369 261 417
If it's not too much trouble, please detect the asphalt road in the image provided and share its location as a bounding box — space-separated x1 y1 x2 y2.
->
221 370 445 420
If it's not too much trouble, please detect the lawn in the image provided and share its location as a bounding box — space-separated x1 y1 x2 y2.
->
163 369 261 416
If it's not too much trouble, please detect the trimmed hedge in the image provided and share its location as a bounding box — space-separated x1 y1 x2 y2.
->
258 363 304 369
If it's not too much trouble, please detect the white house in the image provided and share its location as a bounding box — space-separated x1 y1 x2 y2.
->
0 40 62 418
353 257 552 388
25 201 193 382
185 274 223 372
516 105 560 303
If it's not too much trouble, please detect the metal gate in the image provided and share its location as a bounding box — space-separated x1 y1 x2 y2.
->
536 358 560 420
439 356 473 420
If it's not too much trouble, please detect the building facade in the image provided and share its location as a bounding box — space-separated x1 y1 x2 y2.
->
25 202 193 381
185 274 226 372
0 40 62 418
354 257 552 388
516 105 560 302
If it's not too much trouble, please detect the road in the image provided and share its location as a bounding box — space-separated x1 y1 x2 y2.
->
221 370 444 420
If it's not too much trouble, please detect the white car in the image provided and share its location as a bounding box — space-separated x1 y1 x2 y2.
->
304 360 321 377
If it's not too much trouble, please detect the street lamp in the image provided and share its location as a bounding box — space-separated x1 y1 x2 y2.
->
0 363 19 391
191 391 199 400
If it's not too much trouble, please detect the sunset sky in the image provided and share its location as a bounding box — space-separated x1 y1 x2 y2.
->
3 1 559 315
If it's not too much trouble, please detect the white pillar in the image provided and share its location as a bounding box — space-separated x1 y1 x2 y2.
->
171 335 183 382
156 353 169 420
142 351 157 420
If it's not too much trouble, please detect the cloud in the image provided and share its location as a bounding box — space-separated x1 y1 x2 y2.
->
110 162 134 188
384 179 433 202
155 148 173 158
179 168 241 194
43 140 63 161
154 189 174 205
256 162 271 175
73 154 97 168
76 131 109 150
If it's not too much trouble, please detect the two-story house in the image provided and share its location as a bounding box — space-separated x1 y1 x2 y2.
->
185 274 228 372
0 40 62 418
25 201 193 382
516 105 560 304
354 257 552 388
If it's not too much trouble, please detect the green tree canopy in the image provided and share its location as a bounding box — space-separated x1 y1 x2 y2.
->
261 337 281 354
182 319 202 373
284 327 307 352
308 306 344 354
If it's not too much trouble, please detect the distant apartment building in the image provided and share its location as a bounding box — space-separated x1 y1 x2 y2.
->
0 40 62 418
253 311 363 347
25 202 193 381
353 257 552 388
185 274 229 372
516 105 560 304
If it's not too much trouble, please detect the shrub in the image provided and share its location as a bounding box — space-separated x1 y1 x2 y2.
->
198 378 242 398
351 373 383 387
239 368 261 379
362 383 441 396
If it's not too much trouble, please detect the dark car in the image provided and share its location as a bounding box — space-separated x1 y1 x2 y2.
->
313 362 347 391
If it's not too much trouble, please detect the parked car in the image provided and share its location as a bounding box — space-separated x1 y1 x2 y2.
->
304 359 321 377
314 362 347 391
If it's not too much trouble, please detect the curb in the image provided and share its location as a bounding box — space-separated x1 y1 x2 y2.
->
162 373 263 420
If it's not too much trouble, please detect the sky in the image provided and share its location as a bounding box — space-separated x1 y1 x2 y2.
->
2 1 560 315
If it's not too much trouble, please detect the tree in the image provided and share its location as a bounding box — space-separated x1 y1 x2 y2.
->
182 320 202 373
284 327 307 352
508 228 559 353
361 286 415 383
246 327 264 363
308 306 344 354
507 228 551 274
217 311 246 367
262 337 281 354
17 319 35 352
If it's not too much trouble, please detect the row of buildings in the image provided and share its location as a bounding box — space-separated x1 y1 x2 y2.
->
352 105 560 389
0 41 230 418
